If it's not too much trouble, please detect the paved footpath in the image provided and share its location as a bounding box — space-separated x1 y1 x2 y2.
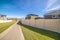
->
0 22 25 40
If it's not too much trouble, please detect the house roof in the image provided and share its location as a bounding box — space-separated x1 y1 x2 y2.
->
27 14 38 16
0 14 6 16
44 10 60 15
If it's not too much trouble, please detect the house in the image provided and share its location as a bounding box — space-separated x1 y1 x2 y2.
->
0 14 7 20
44 10 60 19
25 14 39 19
7 17 16 20
35 17 43 19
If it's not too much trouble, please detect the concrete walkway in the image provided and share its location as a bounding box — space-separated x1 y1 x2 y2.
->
0 23 25 40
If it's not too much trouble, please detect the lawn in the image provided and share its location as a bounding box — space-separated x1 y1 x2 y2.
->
0 20 17 33
20 22 60 40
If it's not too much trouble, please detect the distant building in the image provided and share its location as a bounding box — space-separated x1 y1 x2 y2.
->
25 14 38 19
35 17 43 19
0 14 7 20
44 10 60 19
7 18 18 20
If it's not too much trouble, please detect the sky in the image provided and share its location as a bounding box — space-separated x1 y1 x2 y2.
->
0 0 60 18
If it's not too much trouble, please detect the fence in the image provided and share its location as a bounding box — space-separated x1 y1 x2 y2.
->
21 19 60 33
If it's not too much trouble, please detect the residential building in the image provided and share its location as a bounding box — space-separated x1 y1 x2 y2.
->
25 14 38 19
44 10 60 19
0 14 7 20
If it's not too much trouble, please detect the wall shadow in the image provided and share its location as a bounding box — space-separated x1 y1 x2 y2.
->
19 21 60 40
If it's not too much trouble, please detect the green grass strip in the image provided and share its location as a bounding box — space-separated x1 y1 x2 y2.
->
20 22 60 40
0 20 17 33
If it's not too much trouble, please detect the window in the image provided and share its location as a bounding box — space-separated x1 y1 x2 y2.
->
1 15 4 17
53 15 55 17
53 15 56 18
58 15 60 17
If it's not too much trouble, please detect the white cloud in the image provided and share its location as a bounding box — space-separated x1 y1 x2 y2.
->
45 0 57 10
46 5 60 11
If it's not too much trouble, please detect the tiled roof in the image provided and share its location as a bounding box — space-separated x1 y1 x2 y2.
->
0 14 6 16
27 14 38 16
45 10 60 15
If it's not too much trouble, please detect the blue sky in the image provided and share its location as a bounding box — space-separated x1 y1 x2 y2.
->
0 0 60 18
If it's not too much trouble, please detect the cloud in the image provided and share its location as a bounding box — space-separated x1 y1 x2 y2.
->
45 0 57 10
46 5 60 11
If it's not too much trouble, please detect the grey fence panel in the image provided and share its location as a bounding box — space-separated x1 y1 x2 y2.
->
21 19 60 33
